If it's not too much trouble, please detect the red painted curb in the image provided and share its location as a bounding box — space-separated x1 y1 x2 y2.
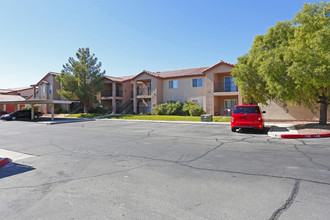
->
281 133 330 139
0 158 10 168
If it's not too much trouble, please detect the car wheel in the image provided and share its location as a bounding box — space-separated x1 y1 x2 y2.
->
231 128 236 132
12 116 16 120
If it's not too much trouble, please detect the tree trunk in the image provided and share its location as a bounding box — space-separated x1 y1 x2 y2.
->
319 102 328 125
83 100 89 114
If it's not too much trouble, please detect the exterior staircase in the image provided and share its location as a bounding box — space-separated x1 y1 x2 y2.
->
121 100 133 115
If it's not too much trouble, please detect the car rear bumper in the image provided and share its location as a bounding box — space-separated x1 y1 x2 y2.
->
231 122 264 130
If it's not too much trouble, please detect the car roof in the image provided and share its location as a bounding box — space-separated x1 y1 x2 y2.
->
234 105 259 107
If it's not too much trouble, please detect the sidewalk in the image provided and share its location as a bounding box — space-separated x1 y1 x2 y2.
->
266 123 298 138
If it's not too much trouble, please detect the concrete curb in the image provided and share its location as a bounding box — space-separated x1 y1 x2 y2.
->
281 133 330 139
0 158 11 168
98 118 231 125
267 124 298 138
38 118 96 125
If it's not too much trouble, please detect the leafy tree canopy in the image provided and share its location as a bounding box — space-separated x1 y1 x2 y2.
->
232 2 330 124
56 48 105 113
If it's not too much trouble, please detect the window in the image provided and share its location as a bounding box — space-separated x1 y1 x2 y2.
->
49 85 52 95
42 85 45 93
192 99 203 106
169 80 178 89
192 78 203 87
224 77 237 92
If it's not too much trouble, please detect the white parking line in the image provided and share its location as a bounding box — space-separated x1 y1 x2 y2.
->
0 149 34 161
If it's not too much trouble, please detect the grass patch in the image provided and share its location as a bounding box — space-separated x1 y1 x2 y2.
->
67 114 231 122
68 113 104 118
105 115 231 122
105 115 201 121
213 116 232 122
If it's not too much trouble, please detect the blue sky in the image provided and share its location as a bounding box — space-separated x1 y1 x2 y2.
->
0 0 321 88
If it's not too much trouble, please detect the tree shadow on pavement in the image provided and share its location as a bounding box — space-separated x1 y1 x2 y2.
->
0 162 35 179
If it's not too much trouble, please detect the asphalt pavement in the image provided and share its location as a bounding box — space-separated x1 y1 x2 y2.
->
0 119 329 219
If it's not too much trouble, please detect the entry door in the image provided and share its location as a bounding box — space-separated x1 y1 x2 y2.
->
224 99 237 116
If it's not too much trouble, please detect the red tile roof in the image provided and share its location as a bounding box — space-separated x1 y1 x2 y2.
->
202 60 235 73
0 87 33 94
104 74 136 82
36 72 59 86
105 60 235 81
156 67 209 79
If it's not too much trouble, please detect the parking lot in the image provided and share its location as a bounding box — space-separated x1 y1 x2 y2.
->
1 119 330 219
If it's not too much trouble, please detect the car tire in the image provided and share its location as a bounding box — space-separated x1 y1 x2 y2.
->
12 116 16 120
231 128 236 132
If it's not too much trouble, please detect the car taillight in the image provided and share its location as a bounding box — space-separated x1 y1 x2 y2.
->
231 117 235 122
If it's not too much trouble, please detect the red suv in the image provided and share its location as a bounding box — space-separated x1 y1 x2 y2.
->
231 105 265 132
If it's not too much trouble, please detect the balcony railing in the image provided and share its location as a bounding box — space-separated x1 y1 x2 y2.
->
137 87 151 96
101 89 123 97
101 90 112 97
214 82 238 92
214 106 234 116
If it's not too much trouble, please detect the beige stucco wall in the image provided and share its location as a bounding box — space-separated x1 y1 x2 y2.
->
122 81 133 103
204 64 242 115
260 101 330 121
162 77 206 109
36 74 69 113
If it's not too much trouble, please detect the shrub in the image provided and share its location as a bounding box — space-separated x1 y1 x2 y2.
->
182 101 195 115
165 101 183 115
154 101 183 115
154 103 167 115
189 105 204 116
22 105 40 111
88 105 111 114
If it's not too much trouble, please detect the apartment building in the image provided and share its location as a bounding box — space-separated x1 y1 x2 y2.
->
0 87 33 112
97 60 242 116
31 72 70 113
23 59 325 120
99 60 327 121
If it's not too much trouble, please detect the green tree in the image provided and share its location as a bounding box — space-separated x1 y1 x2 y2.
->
232 2 329 124
56 48 105 113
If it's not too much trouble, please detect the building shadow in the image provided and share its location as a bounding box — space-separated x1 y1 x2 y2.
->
0 162 35 179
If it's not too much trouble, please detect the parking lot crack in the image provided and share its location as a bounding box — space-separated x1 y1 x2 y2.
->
269 179 301 220
293 145 330 171
0 165 144 191
182 141 224 163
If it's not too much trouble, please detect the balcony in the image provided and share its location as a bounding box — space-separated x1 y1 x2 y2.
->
101 89 123 97
214 82 238 92
101 90 112 97
137 87 151 96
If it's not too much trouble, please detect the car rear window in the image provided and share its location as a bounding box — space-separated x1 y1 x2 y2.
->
233 106 260 114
